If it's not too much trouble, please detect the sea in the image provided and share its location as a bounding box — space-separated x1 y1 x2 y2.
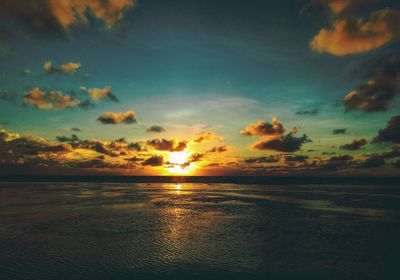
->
1 179 399 280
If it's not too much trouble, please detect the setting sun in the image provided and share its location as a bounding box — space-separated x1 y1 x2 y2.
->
166 151 196 175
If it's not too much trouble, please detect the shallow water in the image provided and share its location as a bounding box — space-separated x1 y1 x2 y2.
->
1 183 400 280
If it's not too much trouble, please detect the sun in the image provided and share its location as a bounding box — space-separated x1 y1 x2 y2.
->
168 151 190 165
166 151 196 175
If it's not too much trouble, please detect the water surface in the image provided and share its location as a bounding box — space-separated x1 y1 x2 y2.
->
1 183 399 280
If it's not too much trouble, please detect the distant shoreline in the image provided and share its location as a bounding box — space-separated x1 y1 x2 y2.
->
0 176 399 185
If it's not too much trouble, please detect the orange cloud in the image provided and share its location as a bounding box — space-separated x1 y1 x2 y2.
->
328 0 351 14
240 117 284 138
80 86 118 102
48 0 135 29
24 88 80 110
193 131 224 143
311 9 400 56
44 60 81 74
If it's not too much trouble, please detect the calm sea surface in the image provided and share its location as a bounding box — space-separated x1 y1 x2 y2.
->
1 183 399 280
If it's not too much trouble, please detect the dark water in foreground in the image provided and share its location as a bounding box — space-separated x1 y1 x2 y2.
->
1 183 399 280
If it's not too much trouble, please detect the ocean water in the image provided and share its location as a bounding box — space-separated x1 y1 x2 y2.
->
0 182 399 280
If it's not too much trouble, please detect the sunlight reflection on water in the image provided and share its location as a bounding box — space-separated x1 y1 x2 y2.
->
0 183 400 280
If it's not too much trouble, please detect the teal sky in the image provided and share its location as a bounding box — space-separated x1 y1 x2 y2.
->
1 0 400 175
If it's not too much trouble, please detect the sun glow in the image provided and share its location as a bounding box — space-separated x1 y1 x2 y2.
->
166 151 196 175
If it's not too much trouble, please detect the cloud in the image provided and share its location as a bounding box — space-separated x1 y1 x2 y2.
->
0 0 136 31
78 99 95 110
146 139 187 152
56 134 79 143
97 111 137 125
80 86 118 102
321 154 354 170
1 129 72 161
208 146 228 153
373 115 400 144
304 0 379 15
332 128 347 135
244 156 280 164
44 60 81 74
194 131 224 143
146 125 166 133
127 142 142 152
357 156 385 168
240 118 284 138
55 133 142 157
252 133 311 153
0 128 148 172
284 155 309 162
327 0 355 14
295 109 318 116
344 54 400 112
142 155 164 167
340 138 368 150
0 89 17 104
24 87 80 110
242 117 311 153
311 9 400 56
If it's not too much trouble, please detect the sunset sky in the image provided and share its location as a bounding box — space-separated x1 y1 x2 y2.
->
1 0 400 176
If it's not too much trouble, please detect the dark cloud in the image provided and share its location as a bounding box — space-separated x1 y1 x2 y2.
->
56 134 79 143
54 133 142 157
127 142 142 152
373 115 400 144
179 153 205 168
208 146 228 153
97 111 137 125
284 155 309 162
380 148 400 159
340 138 368 150
295 109 318 116
142 155 164 167
78 99 95 110
242 118 310 153
146 125 166 133
1 129 71 160
358 156 385 168
252 133 311 153
125 156 143 162
146 139 187 152
0 128 147 172
344 54 400 112
332 128 347 135
322 154 354 171
0 89 17 104
244 156 280 164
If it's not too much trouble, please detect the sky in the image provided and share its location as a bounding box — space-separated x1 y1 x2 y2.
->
0 0 400 176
